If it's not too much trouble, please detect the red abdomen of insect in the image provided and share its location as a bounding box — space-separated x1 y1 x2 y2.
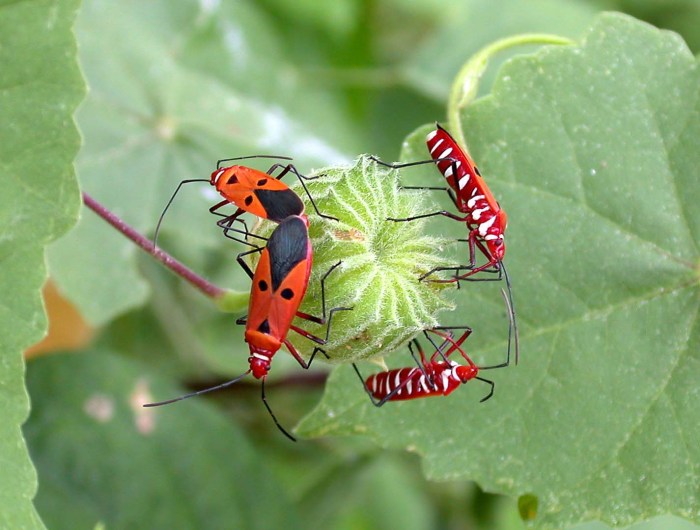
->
426 124 508 263
244 331 281 379
474 208 507 261
367 361 478 402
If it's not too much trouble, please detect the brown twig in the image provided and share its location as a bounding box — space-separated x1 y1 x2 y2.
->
82 191 226 299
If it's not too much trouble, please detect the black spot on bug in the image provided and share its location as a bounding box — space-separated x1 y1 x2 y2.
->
257 320 270 334
281 288 294 300
227 174 239 184
244 195 253 206
257 178 267 186
475 167 482 176
258 280 268 291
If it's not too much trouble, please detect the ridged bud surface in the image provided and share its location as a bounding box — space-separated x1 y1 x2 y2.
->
256 155 455 363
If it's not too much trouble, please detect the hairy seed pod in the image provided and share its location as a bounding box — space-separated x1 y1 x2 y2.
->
254 155 455 363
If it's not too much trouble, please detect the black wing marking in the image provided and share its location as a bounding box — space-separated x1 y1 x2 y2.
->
266 216 309 291
255 188 305 222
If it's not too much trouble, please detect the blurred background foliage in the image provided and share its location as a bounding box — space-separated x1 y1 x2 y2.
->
20 0 700 529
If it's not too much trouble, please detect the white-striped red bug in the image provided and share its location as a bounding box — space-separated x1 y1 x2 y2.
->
372 123 508 284
354 289 516 406
354 328 495 405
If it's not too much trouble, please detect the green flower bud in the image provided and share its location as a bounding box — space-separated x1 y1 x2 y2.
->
256 155 455 364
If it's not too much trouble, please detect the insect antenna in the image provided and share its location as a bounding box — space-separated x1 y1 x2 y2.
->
142 370 250 407
479 280 518 370
216 154 293 169
260 378 296 442
154 178 210 249
501 261 519 365
475 376 495 402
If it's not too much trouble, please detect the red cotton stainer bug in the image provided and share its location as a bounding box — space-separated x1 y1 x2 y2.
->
371 123 508 284
145 214 351 441
153 155 336 248
353 293 515 406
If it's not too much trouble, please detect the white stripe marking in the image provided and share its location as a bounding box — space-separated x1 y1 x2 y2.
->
430 138 444 154
444 165 454 178
458 175 470 189
426 130 438 141
213 169 225 184
406 379 413 395
479 215 497 235
419 375 430 393
439 148 453 160
467 195 485 208
441 371 450 391
472 206 490 221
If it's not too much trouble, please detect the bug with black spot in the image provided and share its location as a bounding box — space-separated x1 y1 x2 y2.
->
145 214 351 440
154 155 336 248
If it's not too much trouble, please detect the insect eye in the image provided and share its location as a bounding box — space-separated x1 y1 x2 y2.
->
227 174 238 184
281 288 294 300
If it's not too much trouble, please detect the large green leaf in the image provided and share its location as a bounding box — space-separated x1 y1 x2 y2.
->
0 0 84 527
399 0 598 101
25 350 300 530
299 13 700 529
48 0 356 326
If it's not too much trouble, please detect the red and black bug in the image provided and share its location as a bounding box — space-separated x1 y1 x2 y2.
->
154 155 335 248
145 215 350 440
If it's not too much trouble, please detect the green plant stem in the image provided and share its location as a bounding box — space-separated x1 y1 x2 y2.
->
82 191 233 301
447 33 574 150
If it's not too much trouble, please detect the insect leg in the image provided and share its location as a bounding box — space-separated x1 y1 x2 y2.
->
475 376 495 402
422 236 501 284
352 363 417 407
236 246 265 280
267 163 339 222
408 338 437 390
369 156 462 203
427 328 475 367
280 339 329 370
260 378 296 442
294 261 352 327
154 178 210 249
217 214 269 248
387 209 468 223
